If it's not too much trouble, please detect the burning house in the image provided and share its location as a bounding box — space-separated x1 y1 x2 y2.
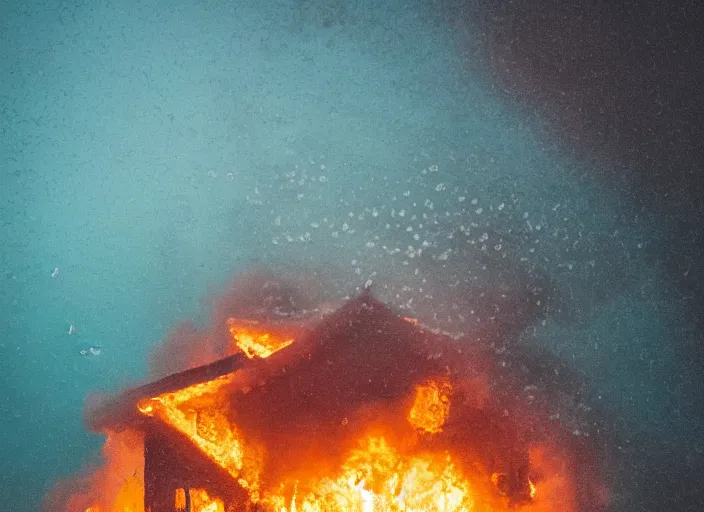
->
49 280 609 512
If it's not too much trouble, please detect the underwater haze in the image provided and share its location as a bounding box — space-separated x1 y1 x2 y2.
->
1 0 703 511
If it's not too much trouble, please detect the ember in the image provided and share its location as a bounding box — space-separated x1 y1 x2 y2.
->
47 279 607 512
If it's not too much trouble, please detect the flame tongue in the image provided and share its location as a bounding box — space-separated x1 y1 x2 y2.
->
271 437 475 512
138 374 250 486
408 378 452 434
226 317 298 359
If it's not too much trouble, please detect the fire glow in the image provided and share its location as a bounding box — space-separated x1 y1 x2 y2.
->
408 379 451 434
47 283 607 512
225 317 297 359
137 374 253 490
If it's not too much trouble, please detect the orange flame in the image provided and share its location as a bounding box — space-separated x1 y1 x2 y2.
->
56 430 144 512
137 373 261 495
173 488 225 512
226 317 297 358
262 436 480 512
175 488 187 510
408 378 452 434
190 488 225 512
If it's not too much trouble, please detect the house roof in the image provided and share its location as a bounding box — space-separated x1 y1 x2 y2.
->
85 289 430 434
